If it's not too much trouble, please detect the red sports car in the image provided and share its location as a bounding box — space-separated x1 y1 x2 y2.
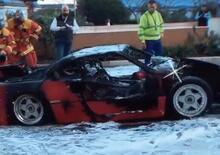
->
0 44 218 125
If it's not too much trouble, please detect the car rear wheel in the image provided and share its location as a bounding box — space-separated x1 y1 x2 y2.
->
13 94 44 125
169 76 213 118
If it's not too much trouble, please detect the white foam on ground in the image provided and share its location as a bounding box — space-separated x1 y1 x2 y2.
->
1 118 220 155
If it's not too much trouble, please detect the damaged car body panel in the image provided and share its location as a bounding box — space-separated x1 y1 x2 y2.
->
178 58 220 100
0 44 218 125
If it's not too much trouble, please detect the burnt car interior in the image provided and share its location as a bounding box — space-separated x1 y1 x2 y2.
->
79 53 158 106
44 50 160 109
46 59 84 94
49 59 82 80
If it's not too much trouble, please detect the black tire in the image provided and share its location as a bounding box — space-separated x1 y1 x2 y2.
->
167 76 213 119
13 94 45 125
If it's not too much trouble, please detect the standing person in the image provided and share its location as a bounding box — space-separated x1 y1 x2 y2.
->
138 0 164 64
106 19 111 26
0 16 16 65
7 9 42 69
50 4 79 60
195 5 212 26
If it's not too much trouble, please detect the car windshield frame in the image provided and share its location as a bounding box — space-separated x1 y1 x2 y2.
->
120 46 155 73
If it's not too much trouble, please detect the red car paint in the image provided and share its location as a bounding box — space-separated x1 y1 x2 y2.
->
41 80 166 124
0 86 9 125
41 80 92 124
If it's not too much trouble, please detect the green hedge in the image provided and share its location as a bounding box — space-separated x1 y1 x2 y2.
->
164 31 220 58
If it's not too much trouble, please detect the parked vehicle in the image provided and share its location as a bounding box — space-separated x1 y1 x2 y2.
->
0 44 218 125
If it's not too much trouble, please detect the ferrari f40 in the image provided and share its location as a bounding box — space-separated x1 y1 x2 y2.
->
0 44 219 125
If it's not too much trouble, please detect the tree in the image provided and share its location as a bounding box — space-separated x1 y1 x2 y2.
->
78 0 130 25
122 0 145 22
30 8 60 59
138 0 197 22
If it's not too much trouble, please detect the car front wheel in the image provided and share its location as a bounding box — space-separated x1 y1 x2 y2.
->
169 76 213 118
13 94 44 125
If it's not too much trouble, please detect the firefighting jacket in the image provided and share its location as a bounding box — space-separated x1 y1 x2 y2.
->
7 18 42 56
0 27 16 55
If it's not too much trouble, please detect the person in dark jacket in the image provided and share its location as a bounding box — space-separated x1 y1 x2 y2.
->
50 4 79 60
195 5 212 26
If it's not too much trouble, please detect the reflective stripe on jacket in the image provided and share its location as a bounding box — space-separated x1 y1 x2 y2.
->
138 11 164 42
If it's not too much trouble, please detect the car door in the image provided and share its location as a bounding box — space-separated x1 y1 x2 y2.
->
41 59 98 123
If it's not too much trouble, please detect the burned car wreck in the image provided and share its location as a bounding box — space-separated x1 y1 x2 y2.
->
0 44 219 125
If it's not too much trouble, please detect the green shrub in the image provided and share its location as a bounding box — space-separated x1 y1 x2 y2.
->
164 31 220 58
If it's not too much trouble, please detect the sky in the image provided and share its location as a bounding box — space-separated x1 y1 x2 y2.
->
155 0 194 6
122 0 195 7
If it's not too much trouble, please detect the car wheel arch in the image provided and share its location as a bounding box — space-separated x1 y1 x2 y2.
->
167 76 213 119
9 92 55 125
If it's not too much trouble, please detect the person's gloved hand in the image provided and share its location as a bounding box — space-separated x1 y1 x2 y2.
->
0 50 6 55
20 52 25 57
30 34 39 40
11 50 18 55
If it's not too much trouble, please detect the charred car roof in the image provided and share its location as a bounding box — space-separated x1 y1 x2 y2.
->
68 44 129 59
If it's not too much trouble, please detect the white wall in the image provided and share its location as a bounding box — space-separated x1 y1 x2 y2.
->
209 17 220 35
37 0 77 5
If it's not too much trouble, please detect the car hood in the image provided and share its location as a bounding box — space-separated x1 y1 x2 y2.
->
150 56 220 73
150 56 177 73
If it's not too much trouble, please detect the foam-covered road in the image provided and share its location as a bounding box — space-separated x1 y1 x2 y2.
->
1 117 220 155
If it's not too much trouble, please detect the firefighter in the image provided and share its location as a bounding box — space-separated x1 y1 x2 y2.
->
7 9 42 68
138 0 164 64
0 16 16 65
